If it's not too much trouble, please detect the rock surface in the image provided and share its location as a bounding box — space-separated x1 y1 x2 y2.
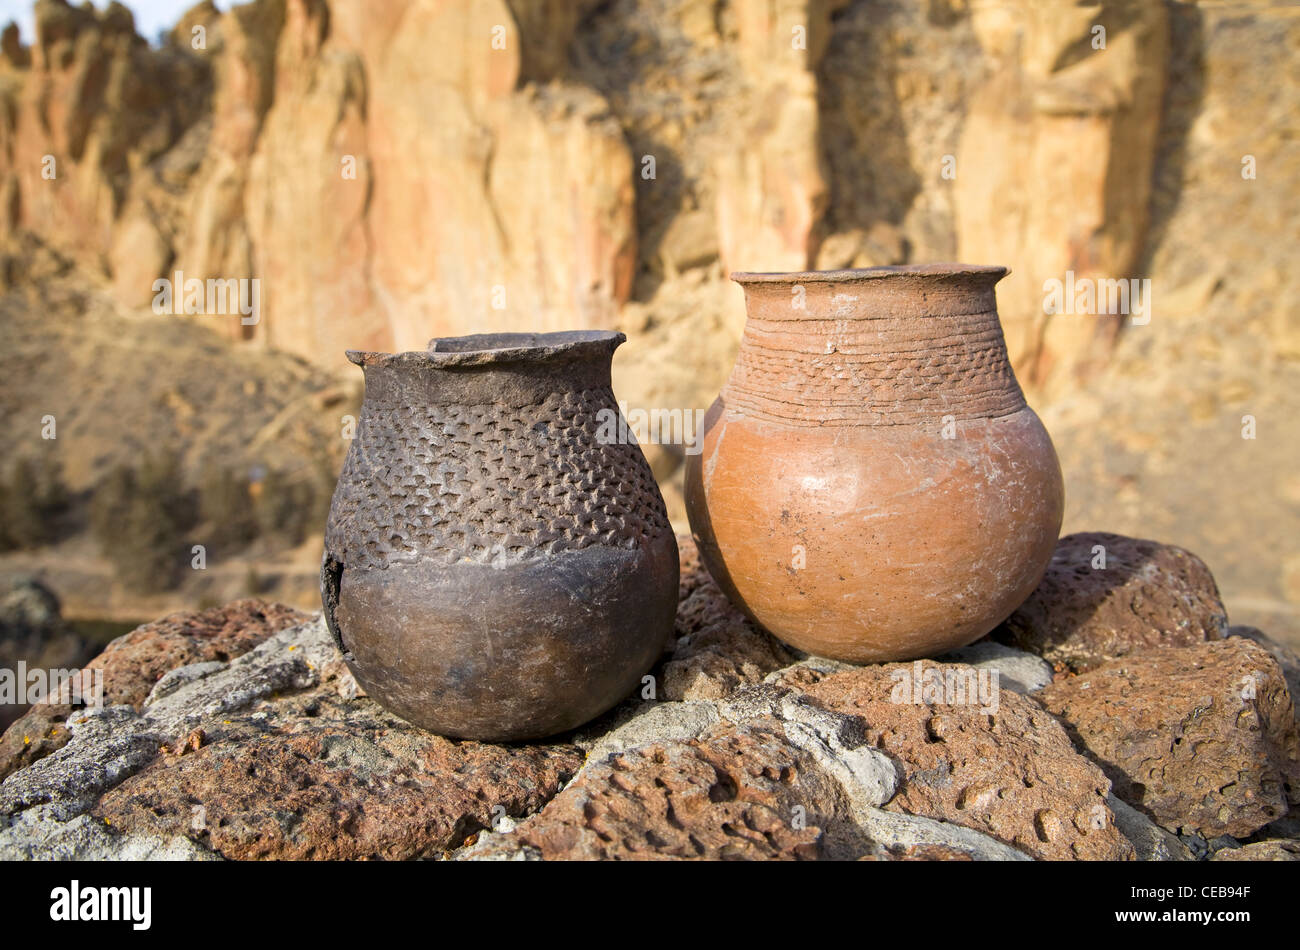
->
3 531 1298 861
954 0 1168 392
466 719 853 861
1 616 583 860
0 0 1225 403
1231 625 1300 724
793 662 1134 860
1105 794 1193 862
1210 839 1300 862
0 599 307 781
1037 639 1300 838
995 532 1228 672
936 639 1054 695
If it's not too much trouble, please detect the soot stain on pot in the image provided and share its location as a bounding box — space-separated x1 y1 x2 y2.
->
322 331 678 743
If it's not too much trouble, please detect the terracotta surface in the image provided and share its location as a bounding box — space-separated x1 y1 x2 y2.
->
685 266 1063 662
322 331 678 741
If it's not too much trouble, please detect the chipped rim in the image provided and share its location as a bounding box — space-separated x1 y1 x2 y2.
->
347 330 625 368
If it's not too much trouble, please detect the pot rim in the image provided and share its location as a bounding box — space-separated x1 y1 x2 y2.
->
347 330 625 368
730 263 1009 284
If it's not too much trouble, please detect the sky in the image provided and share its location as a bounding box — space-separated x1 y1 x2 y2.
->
0 0 223 46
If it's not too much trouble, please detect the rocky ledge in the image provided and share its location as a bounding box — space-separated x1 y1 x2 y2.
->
1 532 1297 861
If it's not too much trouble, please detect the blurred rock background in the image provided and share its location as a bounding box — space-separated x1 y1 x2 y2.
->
0 0 1295 647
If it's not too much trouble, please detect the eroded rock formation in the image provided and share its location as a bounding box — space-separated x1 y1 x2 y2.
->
0 0 1178 399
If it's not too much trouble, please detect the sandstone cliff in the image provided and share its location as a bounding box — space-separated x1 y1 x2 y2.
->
1 0 1184 398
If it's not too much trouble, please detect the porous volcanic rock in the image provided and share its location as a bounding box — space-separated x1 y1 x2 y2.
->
92 698 582 861
994 532 1228 672
1037 639 1300 838
1230 625 1300 723
0 600 308 781
464 720 848 860
0 616 583 860
1210 839 1300 861
74 599 311 709
5 526 1296 861
796 661 1134 860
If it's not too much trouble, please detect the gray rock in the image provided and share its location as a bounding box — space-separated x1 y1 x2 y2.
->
0 804 220 860
718 683 898 809
764 654 857 682
0 577 97 731
580 700 720 771
1179 833 1211 859
854 807 1034 861
1107 795 1194 861
144 661 228 704
0 706 163 820
456 839 542 861
0 576 65 644
0 618 332 826
936 639 1054 694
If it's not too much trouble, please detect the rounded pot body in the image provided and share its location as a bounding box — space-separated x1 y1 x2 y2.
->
685 266 1063 663
322 331 678 742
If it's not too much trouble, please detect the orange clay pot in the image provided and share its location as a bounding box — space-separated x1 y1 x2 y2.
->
685 265 1063 663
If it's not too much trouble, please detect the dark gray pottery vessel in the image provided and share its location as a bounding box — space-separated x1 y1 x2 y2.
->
321 330 678 742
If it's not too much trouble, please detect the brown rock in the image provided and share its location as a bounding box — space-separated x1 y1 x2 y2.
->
995 532 1228 672
0 704 75 785
1230 625 1300 723
798 662 1132 860
74 599 310 709
1 21 29 68
3 0 211 267
235 0 636 361
1037 639 1300 838
1210 840 1300 861
1 614 583 860
0 600 306 781
656 535 795 701
465 719 845 860
92 678 583 860
710 0 846 276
